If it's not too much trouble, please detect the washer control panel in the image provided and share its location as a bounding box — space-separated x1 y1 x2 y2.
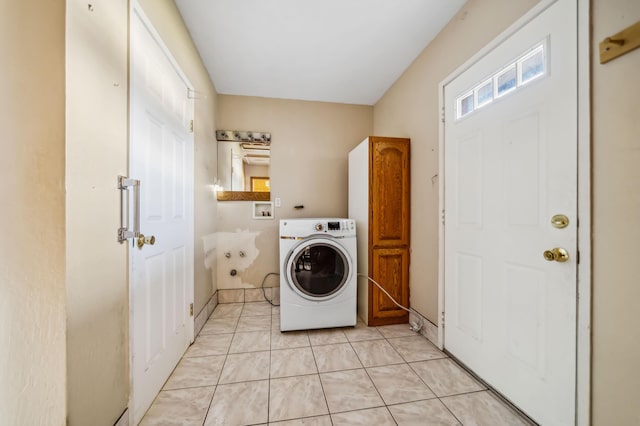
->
280 218 356 237
327 221 341 231
313 220 354 234
313 219 356 235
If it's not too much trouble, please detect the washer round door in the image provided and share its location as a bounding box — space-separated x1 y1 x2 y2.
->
285 237 353 301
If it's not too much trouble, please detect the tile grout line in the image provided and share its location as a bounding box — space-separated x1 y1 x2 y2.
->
405 354 461 419
402 349 487 425
381 332 415 425
436 393 466 426
344 331 398 424
145 312 234 423
377 328 442 425
200 308 242 425
170 303 530 425
198 351 226 424
305 327 334 424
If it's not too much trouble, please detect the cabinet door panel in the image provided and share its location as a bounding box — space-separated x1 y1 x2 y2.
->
369 247 409 326
370 137 410 247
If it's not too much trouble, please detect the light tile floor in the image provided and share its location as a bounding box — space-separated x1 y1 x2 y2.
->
141 302 533 426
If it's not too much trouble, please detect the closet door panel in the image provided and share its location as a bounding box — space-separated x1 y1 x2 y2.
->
370 137 410 247
369 247 410 326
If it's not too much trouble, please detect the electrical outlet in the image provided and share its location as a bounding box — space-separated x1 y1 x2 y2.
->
275 197 281 207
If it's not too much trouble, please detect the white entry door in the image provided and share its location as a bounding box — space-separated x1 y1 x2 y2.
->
130 9 195 424
443 1 577 424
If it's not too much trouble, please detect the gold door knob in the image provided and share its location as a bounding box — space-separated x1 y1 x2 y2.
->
551 214 569 229
137 234 156 249
543 247 569 262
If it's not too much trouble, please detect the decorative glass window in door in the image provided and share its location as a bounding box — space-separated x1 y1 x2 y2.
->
456 40 547 120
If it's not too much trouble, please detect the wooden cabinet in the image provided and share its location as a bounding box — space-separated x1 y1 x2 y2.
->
349 136 410 326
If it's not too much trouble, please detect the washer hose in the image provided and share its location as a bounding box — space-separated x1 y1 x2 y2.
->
261 272 280 306
358 273 423 332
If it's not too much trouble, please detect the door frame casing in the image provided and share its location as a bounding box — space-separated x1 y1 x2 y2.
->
128 1 196 422
437 0 591 424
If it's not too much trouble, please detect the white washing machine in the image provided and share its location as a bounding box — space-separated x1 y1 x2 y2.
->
279 218 357 331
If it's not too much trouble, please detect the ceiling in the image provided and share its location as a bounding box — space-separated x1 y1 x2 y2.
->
175 0 466 106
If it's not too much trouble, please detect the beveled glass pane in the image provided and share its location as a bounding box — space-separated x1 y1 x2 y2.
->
520 47 545 84
476 80 493 107
459 92 474 118
496 65 517 97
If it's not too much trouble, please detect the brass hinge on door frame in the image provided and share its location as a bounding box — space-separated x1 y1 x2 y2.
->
189 120 194 133
189 303 194 317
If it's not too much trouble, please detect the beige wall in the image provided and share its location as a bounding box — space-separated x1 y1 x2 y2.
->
373 0 640 422
65 0 219 424
5 1 635 423
138 0 219 318
373 0 539 322
0 1 67 423
591 0 640 423
66 0 130 423
216 96 372 289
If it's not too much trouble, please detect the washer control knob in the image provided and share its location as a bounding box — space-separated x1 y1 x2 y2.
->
314 223 324 232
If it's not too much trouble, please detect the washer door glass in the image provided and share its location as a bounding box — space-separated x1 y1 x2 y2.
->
288 239 350 299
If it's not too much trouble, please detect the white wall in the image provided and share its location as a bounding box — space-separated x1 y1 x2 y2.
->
0 1 67 423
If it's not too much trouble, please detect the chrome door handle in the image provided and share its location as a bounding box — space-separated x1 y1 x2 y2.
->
118 175 140 243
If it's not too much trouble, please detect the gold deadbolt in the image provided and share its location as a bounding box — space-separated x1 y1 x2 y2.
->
551 214 569 229
543 247 569 263
137 234 156 249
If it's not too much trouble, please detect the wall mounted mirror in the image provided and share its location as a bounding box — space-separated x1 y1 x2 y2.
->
216 130 271 201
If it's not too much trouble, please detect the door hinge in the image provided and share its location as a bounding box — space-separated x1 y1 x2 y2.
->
576 250 580 264
189 303 194 317
189 120 194 133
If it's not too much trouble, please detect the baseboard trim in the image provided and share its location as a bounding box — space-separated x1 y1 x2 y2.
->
409 310 438 345
114 408 129 426
194 291 219 337
217 287 280 305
